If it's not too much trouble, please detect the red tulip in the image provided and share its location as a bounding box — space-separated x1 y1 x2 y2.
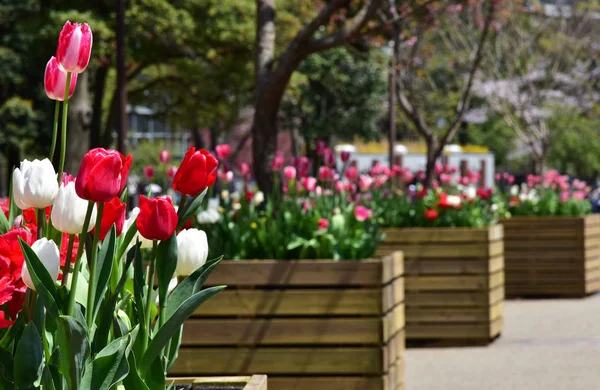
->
143 165 154 179
44 57 78 101
323 148 335 166
318 218 329 230
159 150 170 164
316 140 327 156
59 233 79 268
215 144 231 160
92 197 126 240
76 148 132 202
318 166 333 181
136 196 178 241
56 21 93 73
424 208 439 221
341 151 351 163
173 147 219 197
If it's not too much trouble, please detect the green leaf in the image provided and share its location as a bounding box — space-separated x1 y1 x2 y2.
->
19 238 62 317
14 322 43 388
156 234 177 312
139 286 225 376
165 257 221 320
0 346 14 389
165 326 182 372
177 189 208 229
0 206 10 234
144 356 166 389
91 226 117 324
121 354 150 390
56 316 90 390
80 331 133 390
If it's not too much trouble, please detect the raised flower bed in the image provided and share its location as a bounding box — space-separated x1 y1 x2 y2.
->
377 226 503 343
500 171 600 297
173 252 405 390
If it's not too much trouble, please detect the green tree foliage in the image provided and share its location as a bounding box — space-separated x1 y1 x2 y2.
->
281 47 387 150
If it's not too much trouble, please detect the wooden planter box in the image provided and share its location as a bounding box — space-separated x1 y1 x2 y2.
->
171 375 267 389
377 226 504 344
502 215 600 297
170 253 405 390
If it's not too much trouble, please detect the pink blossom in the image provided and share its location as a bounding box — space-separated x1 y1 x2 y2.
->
296 157 310 178
359 175 374 192
440 173 452 184
316 140 327 156
239 162 251 179
374 175 388 189
318 218 329 230
573 191 586 200
403 170 414 183
143 165 154 179
301 177 317 192
459 176 469 186
560 191 570 202
167 166 178 179
335 180 345 193
323 148 335 166
341 151 351 163
345 166 358 181
435 163 443 176
315 186 323 196
271 152 284 171
159 150 170 164
215 144 231 160
355 205 373 222
318 166 333 181
61 173 75 185
495 173 501 182
370 162 385 176
417 171 426 181
283 166 296 181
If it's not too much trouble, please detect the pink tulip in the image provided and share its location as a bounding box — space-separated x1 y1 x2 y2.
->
225 171 234 183
370 162 384 176
435 163 443 176
301 177 317 192
341 151 351 163
560 191 570 202
345 166 358 181
358 175 374 192
374 175 388 189
495 173 501 182
56 21 93 73
318 218 329 230
573 191 586 200
417 171 426 181
440 173 452 184
167 166 178 179
271 152 284 171
159 150 170 164
335 180 345 193
60 173 75 185
296 157 310 178
44 57 78 101
143 165 154 179
318 166 333 181
315 186 323 196
239 162 250 178
355 205 372 222
323 148 335 166
215 144 231 160
316 140 327 156
283 166 296 181
403 171 414 183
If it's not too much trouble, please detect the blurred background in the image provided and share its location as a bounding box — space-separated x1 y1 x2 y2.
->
0 0 598 197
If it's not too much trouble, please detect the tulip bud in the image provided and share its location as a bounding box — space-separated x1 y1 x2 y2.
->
22 238 60 290
283 166 296 181
176 229 208 276
76 148 132 202
124 207 153 249
51 182 98 234
56 21 93 74
12 159 59 210
44 57 78 101
159 150 170 164
173 147 219 197
215 144 231 160
143 165 154 179
136 196 178 241
167 166 178 179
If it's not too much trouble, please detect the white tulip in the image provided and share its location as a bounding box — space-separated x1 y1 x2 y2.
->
176 229 208 276
22 238 60 291
51 182 97 234
252 191 265 206
465 186 476 200
12 159 59 209
197 209 221 224
447 195 462 207
124 207 152 249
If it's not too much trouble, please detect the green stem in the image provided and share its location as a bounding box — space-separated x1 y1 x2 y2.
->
86 201 104 328
56 72 72 183
23 289 31 323
143 241 157 351
61 234 75 287
177 195 187 218
49 100 60 163
36 208 45 240
66 202 94 316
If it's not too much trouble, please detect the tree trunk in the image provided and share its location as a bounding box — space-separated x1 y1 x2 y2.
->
533 152 545 176
65 71 93 175
116 0 128 155
90 65 108 148
388 27 399 168
424 137 440 188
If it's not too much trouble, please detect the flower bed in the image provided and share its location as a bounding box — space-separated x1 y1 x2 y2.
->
172 252 405 390
377 226 503 343
503 215 600 297
170 376 267 390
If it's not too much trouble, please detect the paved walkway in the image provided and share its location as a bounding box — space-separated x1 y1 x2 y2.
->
405 294 600 390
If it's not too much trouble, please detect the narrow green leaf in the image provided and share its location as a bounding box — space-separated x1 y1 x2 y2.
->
139 286 225 376
156 234 177 312
0 346 14 388
165 257 221 320
91 226 117 324
80 334 130 390
0 207 10 234
121 354 150 390
165 326 182 372
14 322 43 388
177 189 208 229
143 356 166 389
56 316 90 390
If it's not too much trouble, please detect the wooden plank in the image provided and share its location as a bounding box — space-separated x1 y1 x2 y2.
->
168 375 268 390
585 278 600 294
384 358 405 390
170 347 382 375
382 226 499 243
502 217 584 228
406 286 504 307
182 318 383 346
245 375 268 390
384 243 496 259
406 300 502 323
193 288 382 317
406 322 494 340
204 259 388 287
266 376 383 390
405 271 503 292
504 251 587 261
383 278 405 313
383 332 405 371
504 229 582 240
403 255 502 275
506 240 581 250
381 251 404 285
506 283 585 297
383 304 405 343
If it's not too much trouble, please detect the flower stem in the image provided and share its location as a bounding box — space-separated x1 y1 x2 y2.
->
61 234 75 287
66 202 94 316
86 201 104 328
177 195 186 218
56 72 72 183
49 101 60 163
143 241 157 351
36 208 45 240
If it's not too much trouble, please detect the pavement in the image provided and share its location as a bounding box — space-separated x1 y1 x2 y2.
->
405 294 600 390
